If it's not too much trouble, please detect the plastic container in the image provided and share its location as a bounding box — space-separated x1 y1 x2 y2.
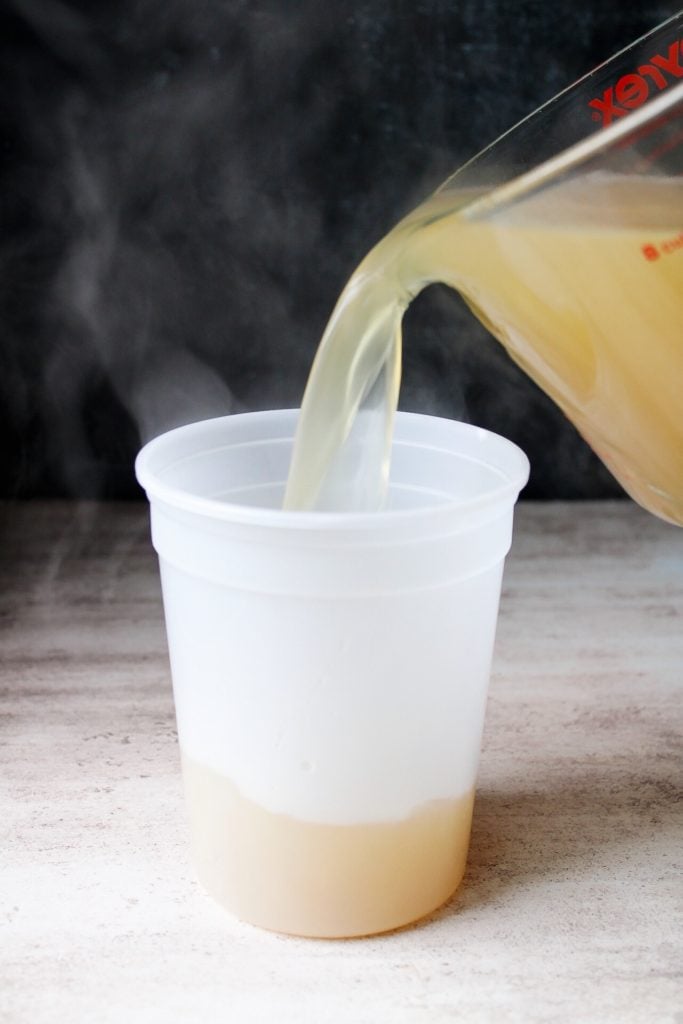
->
135 409 529 937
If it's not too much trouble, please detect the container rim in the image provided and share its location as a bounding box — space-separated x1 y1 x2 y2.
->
134 410 530 531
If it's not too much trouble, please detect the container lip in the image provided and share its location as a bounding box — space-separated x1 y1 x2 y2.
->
134 410 530 531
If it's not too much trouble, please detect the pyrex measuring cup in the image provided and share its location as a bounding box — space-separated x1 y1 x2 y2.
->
286 12 683 524
440 12 683 525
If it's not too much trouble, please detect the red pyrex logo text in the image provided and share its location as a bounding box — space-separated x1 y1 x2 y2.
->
589 39 683 126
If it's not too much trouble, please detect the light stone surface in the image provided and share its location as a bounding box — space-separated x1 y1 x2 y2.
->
1 500 681 1023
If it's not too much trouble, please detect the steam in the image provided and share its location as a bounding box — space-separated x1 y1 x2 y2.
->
0 0 640 500
49 107 240 445
1 0 346 496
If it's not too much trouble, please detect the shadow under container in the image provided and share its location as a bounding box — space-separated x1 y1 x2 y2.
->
135 409 529 937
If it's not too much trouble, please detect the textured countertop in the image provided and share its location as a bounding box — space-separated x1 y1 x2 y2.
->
2 500 681 1023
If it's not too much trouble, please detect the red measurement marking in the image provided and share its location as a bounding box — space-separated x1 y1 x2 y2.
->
641 233 683 261
662 231 683 253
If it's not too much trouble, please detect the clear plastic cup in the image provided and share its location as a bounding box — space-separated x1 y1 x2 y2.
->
135 409 529 937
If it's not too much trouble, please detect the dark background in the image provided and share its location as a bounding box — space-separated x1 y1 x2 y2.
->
1 0 679 500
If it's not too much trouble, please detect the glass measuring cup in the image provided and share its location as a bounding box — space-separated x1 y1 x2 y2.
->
438 12 683 525
286 12 683 524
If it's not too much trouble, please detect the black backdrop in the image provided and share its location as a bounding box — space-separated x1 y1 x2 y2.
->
1 0 679 499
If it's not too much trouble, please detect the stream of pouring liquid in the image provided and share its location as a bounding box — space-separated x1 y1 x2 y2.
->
282 194 462 513
283 176 683 525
